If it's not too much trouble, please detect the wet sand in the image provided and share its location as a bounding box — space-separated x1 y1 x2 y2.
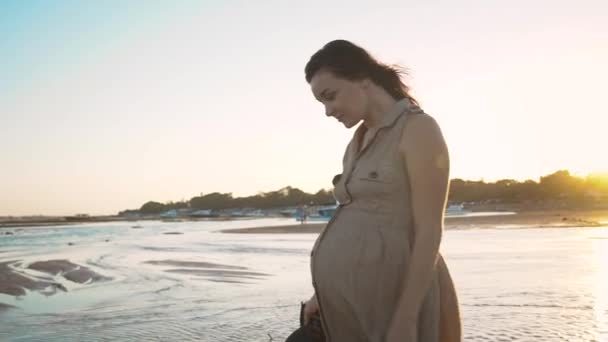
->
0 260 111 298
0 215 250 229
0 261 66 296
28 259 112 284
1 218 606 339
144 259 247 270
0 303 16 311
221 209 608 234
165 268 270 278
144 259 270 283
222 223 328 234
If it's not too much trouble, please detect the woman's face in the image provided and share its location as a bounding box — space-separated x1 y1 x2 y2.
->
310 69 369 129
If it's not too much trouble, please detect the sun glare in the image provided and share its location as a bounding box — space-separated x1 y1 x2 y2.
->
591 228 608 339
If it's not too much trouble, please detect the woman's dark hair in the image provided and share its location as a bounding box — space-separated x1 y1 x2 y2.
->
305 39 418 105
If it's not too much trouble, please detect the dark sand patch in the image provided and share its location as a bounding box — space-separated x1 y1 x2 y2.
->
165 268 270 278
0 261 67 296
146 260 266 282
28 259 80 274
63 268 112 284
163 232 183 235
144 259 247 270
141 246 183 252
221 223 326 234
0 303 17 311
1 259 111 297
28 259 112 284
206 279 250 284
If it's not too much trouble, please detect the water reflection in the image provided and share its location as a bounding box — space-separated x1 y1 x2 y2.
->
591 228 608 341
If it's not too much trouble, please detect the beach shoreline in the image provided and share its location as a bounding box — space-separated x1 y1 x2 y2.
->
220 209 608 234
2 209 607 234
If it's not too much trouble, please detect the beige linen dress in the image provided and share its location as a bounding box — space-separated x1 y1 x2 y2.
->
310 99 462 342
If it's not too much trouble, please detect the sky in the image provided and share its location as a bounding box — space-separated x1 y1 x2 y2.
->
1 0 607 216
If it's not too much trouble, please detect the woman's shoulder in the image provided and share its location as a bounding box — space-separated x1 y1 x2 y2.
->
405 111 437 127
400 111 441 137
400 112 447 151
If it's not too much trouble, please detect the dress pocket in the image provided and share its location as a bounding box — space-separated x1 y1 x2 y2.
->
354 163 397 201
357 163 395 184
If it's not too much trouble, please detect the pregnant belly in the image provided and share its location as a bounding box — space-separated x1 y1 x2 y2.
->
312 211 409 298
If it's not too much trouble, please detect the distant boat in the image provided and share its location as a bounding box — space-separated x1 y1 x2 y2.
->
280 208 298 218
160 210 179 219
229 209 265 218
189 209 218 218
243 209 265 217
445 204 469 216
295 204 338 222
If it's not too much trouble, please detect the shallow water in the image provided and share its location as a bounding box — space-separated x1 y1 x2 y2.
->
0 219 606 341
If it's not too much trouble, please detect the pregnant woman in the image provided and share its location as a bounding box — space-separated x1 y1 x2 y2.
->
298 39 462 342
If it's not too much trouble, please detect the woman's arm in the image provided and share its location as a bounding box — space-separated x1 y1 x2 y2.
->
388 114 450 337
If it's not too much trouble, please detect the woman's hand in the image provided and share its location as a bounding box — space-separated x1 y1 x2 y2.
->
303 293 320 325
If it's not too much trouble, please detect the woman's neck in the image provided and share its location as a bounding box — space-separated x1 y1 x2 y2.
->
362 89 398 129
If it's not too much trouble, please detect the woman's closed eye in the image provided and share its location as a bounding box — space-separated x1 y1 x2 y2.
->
325 91 336 101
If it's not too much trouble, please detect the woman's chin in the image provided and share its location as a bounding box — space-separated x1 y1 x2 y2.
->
342 120 357 129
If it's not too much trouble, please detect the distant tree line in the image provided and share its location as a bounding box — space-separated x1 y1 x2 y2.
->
449 170 608 203
119 170 608 215
122 187 336 215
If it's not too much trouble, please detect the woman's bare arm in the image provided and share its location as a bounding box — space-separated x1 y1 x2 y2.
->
392 113 450 321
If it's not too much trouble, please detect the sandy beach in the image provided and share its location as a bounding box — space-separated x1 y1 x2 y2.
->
220 209 608 234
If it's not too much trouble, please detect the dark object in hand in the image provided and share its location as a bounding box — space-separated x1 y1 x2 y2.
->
284 302 326 342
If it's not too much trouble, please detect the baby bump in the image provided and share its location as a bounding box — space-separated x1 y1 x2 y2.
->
313 213 409 302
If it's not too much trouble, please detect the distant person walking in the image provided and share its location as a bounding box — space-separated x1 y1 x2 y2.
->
290 40 461 342
297 206 308 224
